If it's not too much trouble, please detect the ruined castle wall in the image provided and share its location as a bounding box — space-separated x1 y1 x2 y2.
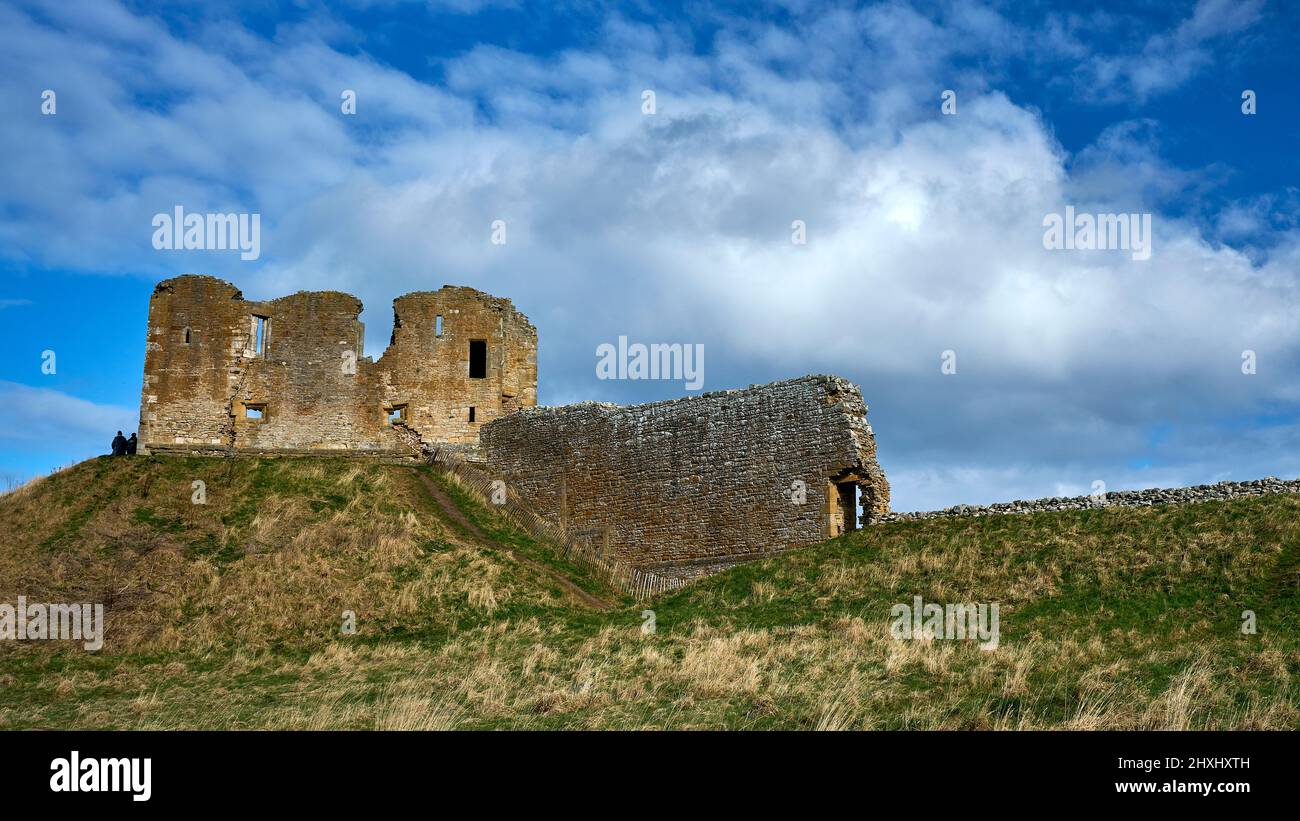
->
139 275 536 456
479 375 890 571
377 288 537 445
231 291 398 452
140 276 246 451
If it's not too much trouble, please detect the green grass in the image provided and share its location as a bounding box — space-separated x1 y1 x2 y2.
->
424 466 630 609
0 456 1296 729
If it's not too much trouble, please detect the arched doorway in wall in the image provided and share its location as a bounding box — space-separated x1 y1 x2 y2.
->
826 471 860 538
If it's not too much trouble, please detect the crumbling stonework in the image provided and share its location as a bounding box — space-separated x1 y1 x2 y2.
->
138 275 537 456
880 476 1300 521
139 276 891 583
479 375 890 579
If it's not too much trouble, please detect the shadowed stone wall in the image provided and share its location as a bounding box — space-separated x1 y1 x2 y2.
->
138 274 536 456
479 375 890 576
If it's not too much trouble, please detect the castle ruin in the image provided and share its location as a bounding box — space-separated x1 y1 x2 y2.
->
480 375 890 581
139 275 537 457
139 274 889 580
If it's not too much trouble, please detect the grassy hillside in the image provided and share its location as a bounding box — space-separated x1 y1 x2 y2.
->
1 456 1296 729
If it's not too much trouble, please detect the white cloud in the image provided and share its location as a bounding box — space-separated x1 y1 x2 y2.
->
0 381 136 448
1077 0 1267 103
1 0 1297 510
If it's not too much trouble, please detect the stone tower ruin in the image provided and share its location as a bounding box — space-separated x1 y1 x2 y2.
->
138 274 537 457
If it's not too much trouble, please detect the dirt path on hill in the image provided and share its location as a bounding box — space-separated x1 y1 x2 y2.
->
417 472 613 611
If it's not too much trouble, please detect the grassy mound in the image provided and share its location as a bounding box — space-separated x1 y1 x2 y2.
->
1 457 1296 729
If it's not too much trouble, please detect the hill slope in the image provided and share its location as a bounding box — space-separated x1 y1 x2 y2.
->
1 456 1296 729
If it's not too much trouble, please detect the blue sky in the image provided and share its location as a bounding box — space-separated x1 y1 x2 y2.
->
1 0 1298 510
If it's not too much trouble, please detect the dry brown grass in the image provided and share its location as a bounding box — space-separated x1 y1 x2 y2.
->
2 457 1296 730
0 457 566 654
2 614 1293 730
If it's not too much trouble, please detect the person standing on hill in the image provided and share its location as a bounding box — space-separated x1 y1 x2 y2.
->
111 431 127 456
126 433 138 455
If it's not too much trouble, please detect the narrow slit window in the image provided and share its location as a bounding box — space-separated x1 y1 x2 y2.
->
252 315 269 356
468 406 476 423
183 326 191 344
469 339 487 379
435 315 443 338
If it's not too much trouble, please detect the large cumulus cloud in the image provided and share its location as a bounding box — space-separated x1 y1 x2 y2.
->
1 0 1297 509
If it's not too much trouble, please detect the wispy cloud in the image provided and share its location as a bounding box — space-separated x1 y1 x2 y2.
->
1076 0 1267 103
0 381 136 447
0 0 1296 508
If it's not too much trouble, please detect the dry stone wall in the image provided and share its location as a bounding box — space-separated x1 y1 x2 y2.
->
139 274 536 456
879 476 1300 522
478 375 890 574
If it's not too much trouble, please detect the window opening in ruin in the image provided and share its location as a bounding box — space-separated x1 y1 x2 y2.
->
435 315 443 338
183 326 191 344
469 339 487 378
245 404 266 421
387 404 407 425
252 315 269 356
469 406 476 422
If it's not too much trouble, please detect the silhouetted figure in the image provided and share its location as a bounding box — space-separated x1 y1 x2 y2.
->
126 433 138 455
111 431 127 456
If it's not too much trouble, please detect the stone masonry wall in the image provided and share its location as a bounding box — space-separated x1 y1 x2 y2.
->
377 288 538 445
139 274 536 455
478 375 890 572
879 476 1300 522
